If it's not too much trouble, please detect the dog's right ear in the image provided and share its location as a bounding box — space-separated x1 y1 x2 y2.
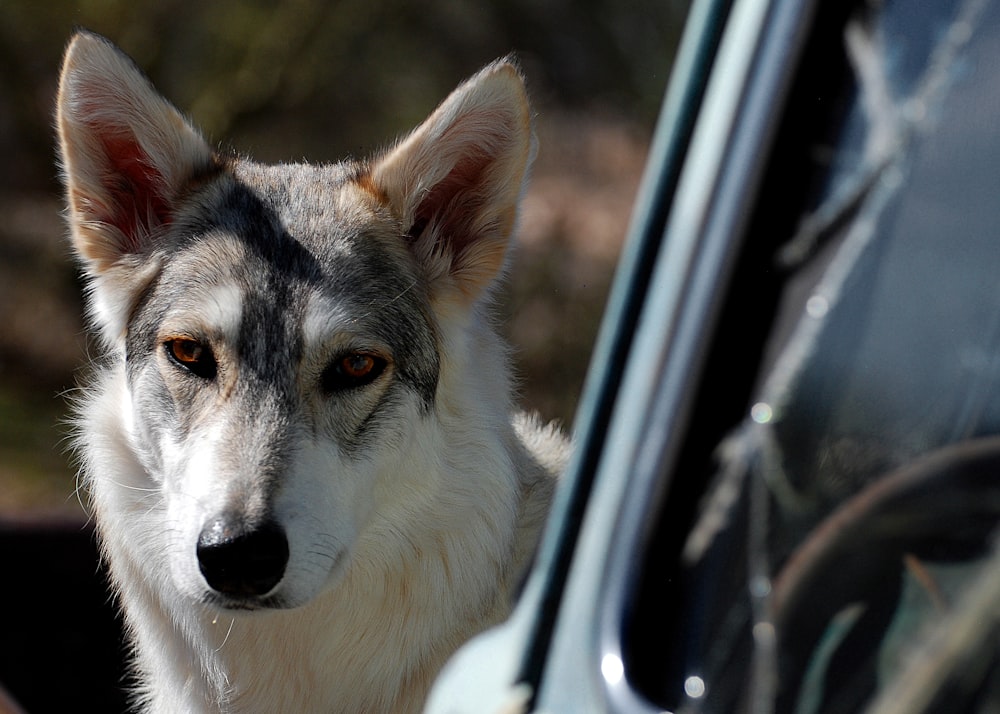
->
56 31 219 275
366 59 535 306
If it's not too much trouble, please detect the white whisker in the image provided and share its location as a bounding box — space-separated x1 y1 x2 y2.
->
215 616 236 652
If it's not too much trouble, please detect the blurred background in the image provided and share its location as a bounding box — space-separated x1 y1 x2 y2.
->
0 0 687 519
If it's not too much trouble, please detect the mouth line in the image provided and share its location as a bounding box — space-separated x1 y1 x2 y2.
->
202 592 288 612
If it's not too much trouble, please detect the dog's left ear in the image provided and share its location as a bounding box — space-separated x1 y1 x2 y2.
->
367 59 535 303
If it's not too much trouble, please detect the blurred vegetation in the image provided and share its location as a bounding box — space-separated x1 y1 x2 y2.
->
0 0 687 514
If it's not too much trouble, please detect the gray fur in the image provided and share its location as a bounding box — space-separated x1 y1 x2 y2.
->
124 162 442 468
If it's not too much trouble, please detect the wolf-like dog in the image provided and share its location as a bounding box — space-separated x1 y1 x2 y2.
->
56 31 567 713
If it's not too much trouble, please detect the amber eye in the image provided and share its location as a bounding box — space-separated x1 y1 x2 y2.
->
321 352 387 393
164 338 217 380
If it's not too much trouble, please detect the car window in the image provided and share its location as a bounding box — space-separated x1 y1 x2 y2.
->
625 0 1000 712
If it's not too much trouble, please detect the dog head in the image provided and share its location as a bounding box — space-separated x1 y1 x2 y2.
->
57 31 533 611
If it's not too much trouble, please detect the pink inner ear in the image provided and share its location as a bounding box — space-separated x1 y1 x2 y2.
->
411 147 490 257
96 130 172 252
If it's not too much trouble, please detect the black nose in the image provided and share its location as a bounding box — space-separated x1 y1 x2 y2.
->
196 515 289 598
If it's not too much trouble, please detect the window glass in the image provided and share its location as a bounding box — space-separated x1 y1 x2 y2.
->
627 1 1000 711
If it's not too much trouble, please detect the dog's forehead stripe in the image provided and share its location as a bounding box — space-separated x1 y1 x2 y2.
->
222 168 444 409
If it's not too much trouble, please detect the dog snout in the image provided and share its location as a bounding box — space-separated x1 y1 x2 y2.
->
196 514 289 599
